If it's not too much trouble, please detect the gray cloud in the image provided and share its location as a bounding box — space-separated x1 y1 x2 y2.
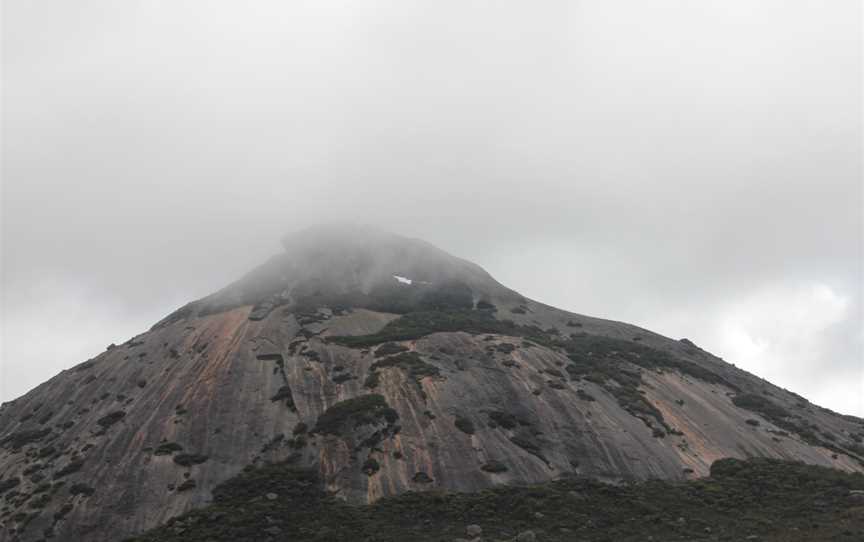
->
2 0 861 414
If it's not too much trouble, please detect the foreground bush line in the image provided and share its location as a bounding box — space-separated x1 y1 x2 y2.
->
126 457 864 542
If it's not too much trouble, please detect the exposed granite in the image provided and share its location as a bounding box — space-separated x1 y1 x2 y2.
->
1 227 861 542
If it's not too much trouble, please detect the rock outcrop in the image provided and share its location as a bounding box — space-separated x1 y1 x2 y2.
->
1 225 862 542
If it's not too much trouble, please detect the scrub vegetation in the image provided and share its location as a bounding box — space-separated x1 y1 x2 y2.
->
125 457 864 542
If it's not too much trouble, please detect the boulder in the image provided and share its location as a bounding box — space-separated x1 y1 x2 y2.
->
466 524 483 537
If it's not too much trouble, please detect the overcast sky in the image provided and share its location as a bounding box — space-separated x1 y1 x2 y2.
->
2 1 862 416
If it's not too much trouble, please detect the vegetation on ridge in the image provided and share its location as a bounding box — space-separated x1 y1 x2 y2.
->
329 308 737 436
124 457 864 542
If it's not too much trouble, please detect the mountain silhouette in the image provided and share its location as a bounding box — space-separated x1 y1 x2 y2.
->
1 225 862 541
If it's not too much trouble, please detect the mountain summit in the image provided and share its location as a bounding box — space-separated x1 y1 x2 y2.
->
1 227 862 541
155 224 518 327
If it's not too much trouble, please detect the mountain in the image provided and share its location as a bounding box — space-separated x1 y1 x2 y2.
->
1 225 862 542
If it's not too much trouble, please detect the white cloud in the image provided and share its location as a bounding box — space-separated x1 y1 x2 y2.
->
637 282 863 417
711 282 862 415
718 283 848 367
481 238 862 417
1 0 860 418
0 276 174 402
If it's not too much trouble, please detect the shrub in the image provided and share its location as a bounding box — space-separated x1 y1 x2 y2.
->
576 389 596 402
362 458 380 476
488 411 519 429
412 472 433 483
174 454 209 467
332 373 355 384
0 428 52 450
0 478 20 494
371 352 439 381
271 386 297 412
364 352 439 397
374 343 409 357
476 300 496 311
289 435 307 449
97 411 126 428
312 395 398 436
37 445 56 457
177 479 196 492
481 460 508 473
364 372 381 389
154 442 184 456
454 417 475 435
69 483 95 496
53 460 84 479
510 434 548 464
330 310 523 348
732 394 789 420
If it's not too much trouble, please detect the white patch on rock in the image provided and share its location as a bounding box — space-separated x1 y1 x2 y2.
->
393 275 413 285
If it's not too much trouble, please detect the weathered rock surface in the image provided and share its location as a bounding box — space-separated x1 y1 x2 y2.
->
1 225 862 542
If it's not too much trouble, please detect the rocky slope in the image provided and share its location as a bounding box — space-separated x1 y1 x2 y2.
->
1 225 863 542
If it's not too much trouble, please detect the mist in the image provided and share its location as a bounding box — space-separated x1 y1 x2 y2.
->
2 1 861 415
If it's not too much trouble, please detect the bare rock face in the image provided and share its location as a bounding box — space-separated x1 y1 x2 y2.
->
1 225 862 542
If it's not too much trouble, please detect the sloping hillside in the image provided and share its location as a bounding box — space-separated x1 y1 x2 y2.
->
1 226 862 541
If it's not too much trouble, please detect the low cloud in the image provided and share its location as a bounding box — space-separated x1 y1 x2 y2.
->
2 1 861 414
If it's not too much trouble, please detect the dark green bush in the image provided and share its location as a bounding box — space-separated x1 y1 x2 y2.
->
487 411 520 429
732 394 790 419
374 343 409 357
364 372 381 389
476 300 496 311
330 310 523 348
332 373 355 384
0 477 20 494
361 458 380 476
69 483 95 496
270 386 297 412
154 442 184 456
176 479 196 492
0 428 52 450
312 395 398 436
53 460 84 479
105 456 864 542
480 460 508 473
97 411 126 428
576 389 596 402
510 434 547 464
412 472 434 484
370 352 439 381
454 417 475 435
173 454 209 467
